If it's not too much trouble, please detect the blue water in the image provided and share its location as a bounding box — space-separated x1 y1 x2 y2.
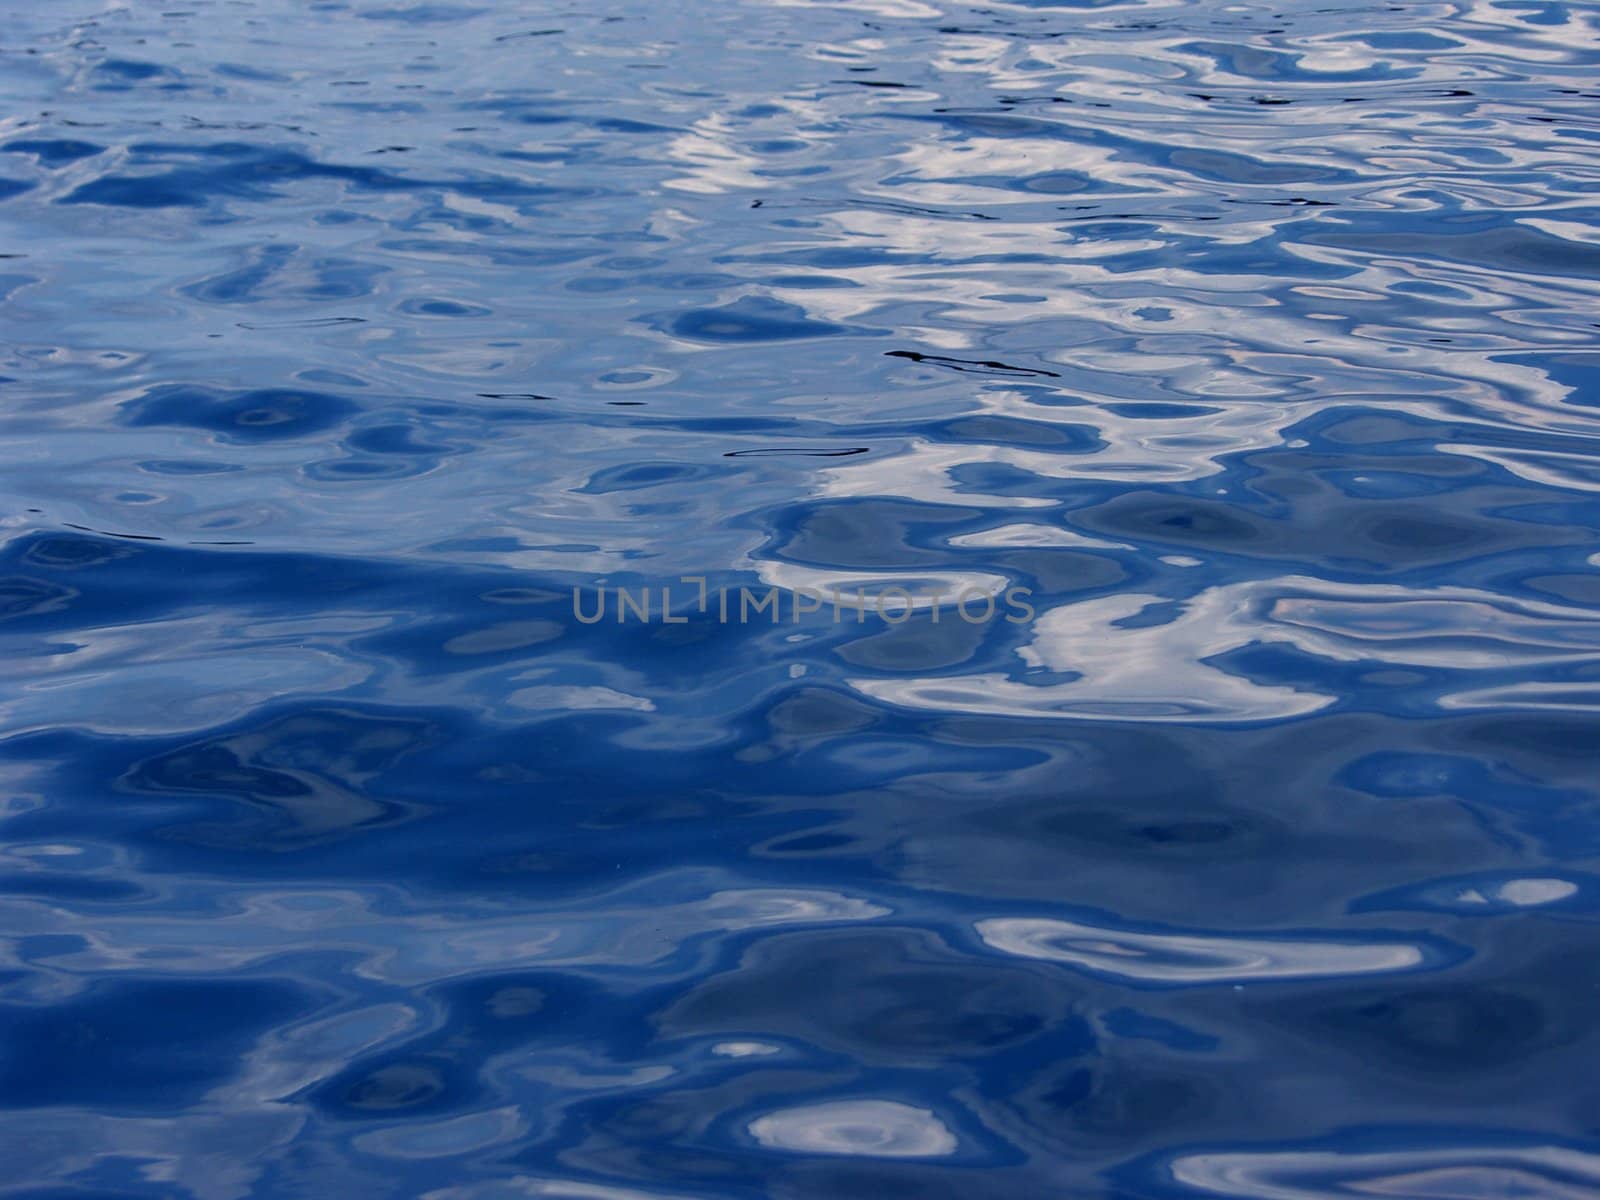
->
3 0 1600 1195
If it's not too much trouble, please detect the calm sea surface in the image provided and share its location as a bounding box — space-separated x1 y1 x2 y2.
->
3 1 1600 1196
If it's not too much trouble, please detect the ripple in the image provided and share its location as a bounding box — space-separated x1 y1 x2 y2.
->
976 916 1439 985
4 0 1600 1193
747 1099 959 1158
1161 1141 1600 1200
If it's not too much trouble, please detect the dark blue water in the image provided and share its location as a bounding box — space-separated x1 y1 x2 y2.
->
4 0 1600 1195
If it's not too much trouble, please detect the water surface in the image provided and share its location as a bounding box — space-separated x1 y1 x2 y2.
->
3 0 1600 1196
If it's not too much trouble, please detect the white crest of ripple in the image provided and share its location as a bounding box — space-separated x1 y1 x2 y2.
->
850 575 1600 722
748 1100 958 1158
1168 1145 1600 1200
0 880 889 984
698 889 889 927
754 560 1011 612
424 1177 705 1200
712 1040 782 1058
976 917 1425 984
851 583 1330 722
1456 878 1578 908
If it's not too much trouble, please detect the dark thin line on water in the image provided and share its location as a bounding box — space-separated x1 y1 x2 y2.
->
886 350 1062 378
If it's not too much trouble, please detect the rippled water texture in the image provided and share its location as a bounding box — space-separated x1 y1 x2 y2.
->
3 0 1600 1195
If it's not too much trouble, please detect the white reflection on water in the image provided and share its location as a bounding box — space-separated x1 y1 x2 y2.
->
424 1177 706 1200
852 577 1600 723
1167 1143 1600 1200
977 916 1427 985
1456 878 1578 908
747 1098 958 1158
0 880 892 984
